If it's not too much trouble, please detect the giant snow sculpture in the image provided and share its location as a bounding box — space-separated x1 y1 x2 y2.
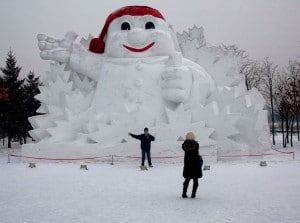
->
23 6 271 159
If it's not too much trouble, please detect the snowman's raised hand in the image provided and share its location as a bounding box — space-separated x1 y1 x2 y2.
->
37 32 78 63
161 53 193 103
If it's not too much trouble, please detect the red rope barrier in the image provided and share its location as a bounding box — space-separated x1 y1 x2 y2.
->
8 147 295 162
271 147 295 160
219 153 275 158
218 147 294 159
113 155 183 159
8 154 102 161
271 147 294 154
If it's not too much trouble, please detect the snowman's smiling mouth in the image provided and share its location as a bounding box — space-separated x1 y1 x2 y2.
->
123 42 155 52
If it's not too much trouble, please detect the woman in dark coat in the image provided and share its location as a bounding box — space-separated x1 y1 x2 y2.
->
182 132 203 198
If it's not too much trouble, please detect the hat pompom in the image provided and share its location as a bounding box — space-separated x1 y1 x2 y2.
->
185 132 195 141
89 38 105 53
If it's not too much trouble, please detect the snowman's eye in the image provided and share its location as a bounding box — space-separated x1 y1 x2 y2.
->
145 21 155 29
121 22 131 30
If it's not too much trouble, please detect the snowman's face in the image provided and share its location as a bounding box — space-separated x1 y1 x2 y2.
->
105 15 177 57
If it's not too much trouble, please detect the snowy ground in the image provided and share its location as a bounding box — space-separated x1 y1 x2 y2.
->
1 140 300 223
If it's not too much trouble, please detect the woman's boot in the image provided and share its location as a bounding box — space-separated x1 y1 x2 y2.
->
191 179 198 198
182 180 189 198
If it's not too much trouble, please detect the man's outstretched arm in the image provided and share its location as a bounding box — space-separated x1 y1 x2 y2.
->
128 133 142 140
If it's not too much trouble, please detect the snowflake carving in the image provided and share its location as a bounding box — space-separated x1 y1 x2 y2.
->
155 105 216 146
191 101 240 151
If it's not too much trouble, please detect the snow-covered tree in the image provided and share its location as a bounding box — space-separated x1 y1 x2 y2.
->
22 71 42 143
0 50 25 147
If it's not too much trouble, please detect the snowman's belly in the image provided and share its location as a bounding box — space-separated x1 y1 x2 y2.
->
92 61 166 125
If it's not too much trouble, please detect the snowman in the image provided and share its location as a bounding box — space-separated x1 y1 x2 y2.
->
38 6 214 130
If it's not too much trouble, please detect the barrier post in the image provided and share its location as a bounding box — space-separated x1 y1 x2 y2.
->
8 154 10 163
111 155 114 165
293 152 295 160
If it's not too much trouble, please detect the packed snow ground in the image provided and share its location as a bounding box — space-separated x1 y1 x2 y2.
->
0 141 300 223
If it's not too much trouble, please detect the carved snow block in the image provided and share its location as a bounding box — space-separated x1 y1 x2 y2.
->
203 165 210 171
80 164 88 170
29 163 36 168
121 138 127 143
260 161 267 167
177 136 184 141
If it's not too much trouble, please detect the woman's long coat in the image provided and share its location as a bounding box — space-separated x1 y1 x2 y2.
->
182 140 203 178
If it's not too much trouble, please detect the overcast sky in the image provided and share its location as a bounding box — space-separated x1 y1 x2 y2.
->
0 0 299 77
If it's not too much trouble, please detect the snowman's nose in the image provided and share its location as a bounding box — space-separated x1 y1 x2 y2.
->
127 28 149 46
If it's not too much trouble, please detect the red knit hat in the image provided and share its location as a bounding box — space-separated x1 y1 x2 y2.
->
89 6 165 54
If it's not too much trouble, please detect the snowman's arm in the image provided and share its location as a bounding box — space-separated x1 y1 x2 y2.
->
161 56 215 105
38 33 103 81
184 60 215 105
69 47 104 81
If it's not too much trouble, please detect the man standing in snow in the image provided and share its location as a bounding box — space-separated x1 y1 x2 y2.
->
129 128 155 169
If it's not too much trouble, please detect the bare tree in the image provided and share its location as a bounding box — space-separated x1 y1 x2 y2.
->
240 59 264 91
273 74 291 147
284 60 300 144
260 58 278 145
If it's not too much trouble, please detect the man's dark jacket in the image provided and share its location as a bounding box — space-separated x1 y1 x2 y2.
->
129 133 155 150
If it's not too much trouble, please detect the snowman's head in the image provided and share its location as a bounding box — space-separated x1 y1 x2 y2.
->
89 6 179 57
